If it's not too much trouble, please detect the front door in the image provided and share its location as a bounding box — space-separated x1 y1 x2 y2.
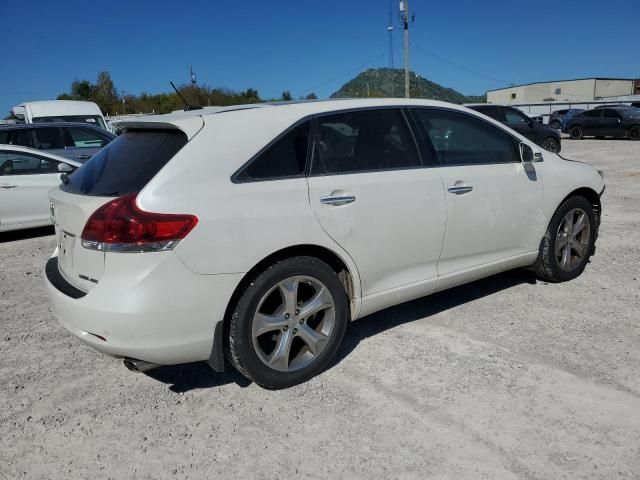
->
410 108 545 276
503 107 537 142
306 108 447 298
0 149 65 229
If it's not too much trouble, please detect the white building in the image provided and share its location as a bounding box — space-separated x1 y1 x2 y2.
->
487 78 639 105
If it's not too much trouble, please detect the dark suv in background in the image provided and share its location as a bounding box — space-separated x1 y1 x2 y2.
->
467 104 561 152
0 122 115 163
563 107 640 140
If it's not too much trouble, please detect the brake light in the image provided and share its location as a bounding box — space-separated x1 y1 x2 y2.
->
81 194 198 252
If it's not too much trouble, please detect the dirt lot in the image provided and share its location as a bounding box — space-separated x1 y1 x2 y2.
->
1 138 639 479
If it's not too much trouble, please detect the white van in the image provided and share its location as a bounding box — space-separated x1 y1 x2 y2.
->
12 100 109 131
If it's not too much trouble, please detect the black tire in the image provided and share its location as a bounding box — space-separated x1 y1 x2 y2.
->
629 125 640 141
550 120 561 130
532 196 597 283
227 256 349 389
569 126 583 140
541 137 560 153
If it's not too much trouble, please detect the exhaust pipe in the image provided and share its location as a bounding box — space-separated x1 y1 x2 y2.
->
123 358 160 373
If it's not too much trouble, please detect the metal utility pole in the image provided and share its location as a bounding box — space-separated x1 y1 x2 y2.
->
400 0 410 98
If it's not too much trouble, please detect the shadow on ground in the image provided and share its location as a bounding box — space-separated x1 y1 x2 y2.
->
0 226 54 243
149 269 536 392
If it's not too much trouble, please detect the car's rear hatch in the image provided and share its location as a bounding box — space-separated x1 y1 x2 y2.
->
48 115 202 292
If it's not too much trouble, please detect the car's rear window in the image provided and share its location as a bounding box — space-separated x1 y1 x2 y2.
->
61 130 187 196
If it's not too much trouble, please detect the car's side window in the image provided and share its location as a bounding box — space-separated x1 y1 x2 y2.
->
412 108 518 166
0 151 61 176
503 108 529 125
602 109 620 119
311 109 421 175
8 129 34 148
63 127 110 148
477 107 504 122
235 120 310 182
32 128 65 150
584 110 602 118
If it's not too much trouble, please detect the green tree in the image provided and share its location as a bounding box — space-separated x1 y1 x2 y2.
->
281 90 292 101
305 93 318 100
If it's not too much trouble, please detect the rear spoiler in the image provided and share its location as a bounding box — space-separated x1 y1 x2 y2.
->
112 115 204 140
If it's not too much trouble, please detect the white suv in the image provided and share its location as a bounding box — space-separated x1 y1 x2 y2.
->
44 99 605 389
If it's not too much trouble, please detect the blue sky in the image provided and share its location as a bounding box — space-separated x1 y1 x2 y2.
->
1 0 638 115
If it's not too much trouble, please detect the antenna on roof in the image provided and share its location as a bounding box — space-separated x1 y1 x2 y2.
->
170 81 203 111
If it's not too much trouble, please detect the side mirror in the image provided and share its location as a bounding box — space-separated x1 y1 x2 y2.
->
58 162 74 173
520 143 534 163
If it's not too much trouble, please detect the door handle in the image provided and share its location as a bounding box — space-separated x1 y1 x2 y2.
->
0 184 17 189
320 192 356 206
447 184 473 195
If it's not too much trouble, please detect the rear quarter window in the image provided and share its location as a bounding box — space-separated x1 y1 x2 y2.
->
61 130 187 196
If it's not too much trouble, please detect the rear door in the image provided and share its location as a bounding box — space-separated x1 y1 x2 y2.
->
0 149 70 229
306 108 446 297
410 108 544 276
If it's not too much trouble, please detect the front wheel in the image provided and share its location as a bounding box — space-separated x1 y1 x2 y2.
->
227 256 349 389
541 137 560 153
532 196 597 282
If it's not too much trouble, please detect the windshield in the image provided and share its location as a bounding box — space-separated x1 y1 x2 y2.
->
33 115 107 130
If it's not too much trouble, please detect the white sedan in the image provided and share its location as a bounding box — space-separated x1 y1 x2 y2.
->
44 99 605 389
0 145 80 232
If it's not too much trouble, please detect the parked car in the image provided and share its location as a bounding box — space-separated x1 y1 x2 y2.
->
563 107 640 140
44 99 604 389
466 104 561 152
548 109 585 130
0 145 80 232
12 100 110 131
0 122 115 163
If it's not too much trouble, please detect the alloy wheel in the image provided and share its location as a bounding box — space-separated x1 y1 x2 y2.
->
555 208 591 271
542 139 558 152
251 275 335 372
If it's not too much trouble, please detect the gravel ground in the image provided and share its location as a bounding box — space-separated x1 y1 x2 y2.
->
1 138 639 479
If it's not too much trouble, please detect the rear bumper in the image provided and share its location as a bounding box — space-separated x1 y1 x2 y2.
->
44 252 242 367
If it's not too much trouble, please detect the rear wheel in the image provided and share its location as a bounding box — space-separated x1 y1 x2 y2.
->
570 126 583 140
227 256 349 389
533 196 596 282
541 137 560 152
629 125 640 140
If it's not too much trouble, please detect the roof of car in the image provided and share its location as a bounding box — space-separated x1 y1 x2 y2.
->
113 98 476 139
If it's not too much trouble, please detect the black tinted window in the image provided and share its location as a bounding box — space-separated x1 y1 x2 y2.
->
471 106 503 122
602 109 620 119
32 127 65 149
312 109 420 174
7 129 33 148
412 109 517 166
238 121 310 181
584 110 602 118
62 130 187 196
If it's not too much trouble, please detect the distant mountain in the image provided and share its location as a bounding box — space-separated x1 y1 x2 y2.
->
330 68 486 104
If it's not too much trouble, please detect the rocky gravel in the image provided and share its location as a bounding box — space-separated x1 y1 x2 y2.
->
1 138 639 479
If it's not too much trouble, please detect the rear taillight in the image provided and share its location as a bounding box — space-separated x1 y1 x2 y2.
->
81 194 198 252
